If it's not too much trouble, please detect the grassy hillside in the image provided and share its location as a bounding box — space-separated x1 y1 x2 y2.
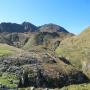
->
0 43 22 56
0 73 18 89
56 27 90 78
0 43 23 88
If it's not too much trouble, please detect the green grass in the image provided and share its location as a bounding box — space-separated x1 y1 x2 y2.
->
0 73 19 88
0 50 12 56
60 83 90 90
0 44 13 56
0 43 23 56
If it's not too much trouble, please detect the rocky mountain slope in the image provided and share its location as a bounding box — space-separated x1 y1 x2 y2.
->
0 43 89 89
0 22 89 89
0 22 73 48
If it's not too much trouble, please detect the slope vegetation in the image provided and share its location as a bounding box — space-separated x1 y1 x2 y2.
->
56 27 90 78
0 43 23 56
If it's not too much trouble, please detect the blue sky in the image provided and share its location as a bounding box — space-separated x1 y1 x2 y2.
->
0 0 90 34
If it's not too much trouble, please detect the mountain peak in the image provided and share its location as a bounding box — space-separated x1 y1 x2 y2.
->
0 22 37 32
0 22 69 33
38 23 69 33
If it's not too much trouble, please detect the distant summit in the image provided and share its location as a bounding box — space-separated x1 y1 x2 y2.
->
22 22 37 32
0 22 69 33
38 23 69 33
0 22 37 33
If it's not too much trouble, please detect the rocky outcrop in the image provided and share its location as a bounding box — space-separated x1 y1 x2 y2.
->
0 52 89 88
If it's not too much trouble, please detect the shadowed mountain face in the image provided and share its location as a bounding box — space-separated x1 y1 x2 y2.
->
0 22 37 33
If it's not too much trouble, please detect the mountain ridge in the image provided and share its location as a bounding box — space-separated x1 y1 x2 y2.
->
0 22 70 33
